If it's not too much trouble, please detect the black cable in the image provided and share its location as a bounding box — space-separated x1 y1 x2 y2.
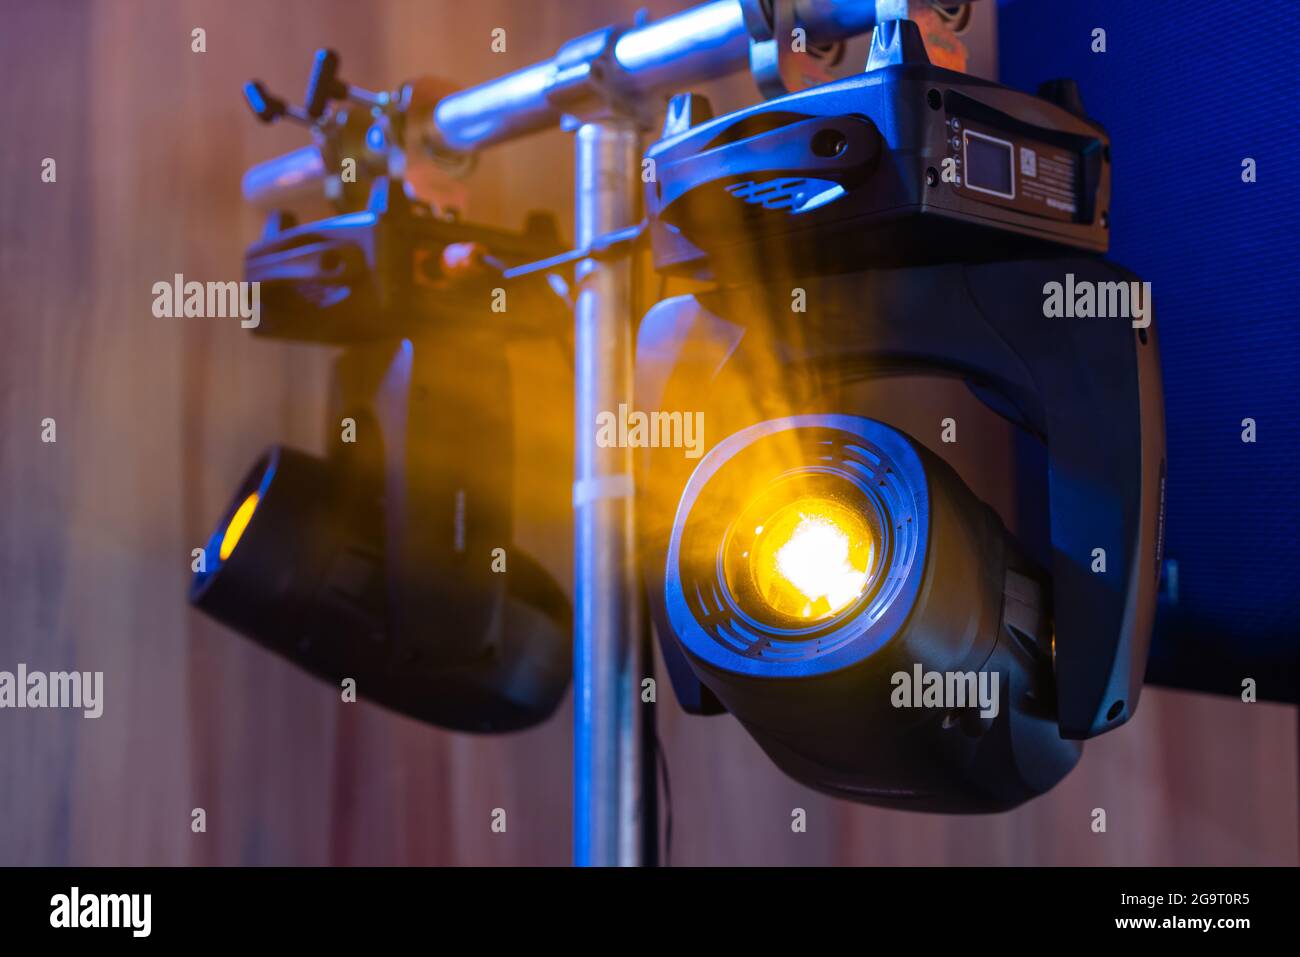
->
637 253 675 867
640 637 660 867
656 725 673 867
632 460 659 866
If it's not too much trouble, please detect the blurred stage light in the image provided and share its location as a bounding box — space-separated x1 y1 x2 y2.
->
218 493 259 561
190 177 574 733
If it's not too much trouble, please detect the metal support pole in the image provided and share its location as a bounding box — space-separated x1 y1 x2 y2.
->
572 118 643 867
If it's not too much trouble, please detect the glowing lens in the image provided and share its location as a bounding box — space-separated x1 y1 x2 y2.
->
748 497 874 621
219 493 260 561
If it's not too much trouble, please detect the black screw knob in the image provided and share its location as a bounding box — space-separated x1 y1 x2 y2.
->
305 48 349 120
243 80 287 123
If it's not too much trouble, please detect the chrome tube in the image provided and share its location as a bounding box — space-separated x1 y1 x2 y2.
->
431 60 557 154
572 119 642 867
610 0 750 94
433 0 752 153
241 145 326 209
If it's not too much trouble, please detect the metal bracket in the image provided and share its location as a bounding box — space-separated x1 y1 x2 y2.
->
865 15 931 71
546 24 657 132
745 0 845 99
244 49 420 210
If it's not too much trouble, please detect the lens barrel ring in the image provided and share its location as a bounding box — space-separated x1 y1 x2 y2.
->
666 414 931 678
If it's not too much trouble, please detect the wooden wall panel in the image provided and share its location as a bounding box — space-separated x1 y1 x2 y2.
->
0 0 1294 867
0 0 97 867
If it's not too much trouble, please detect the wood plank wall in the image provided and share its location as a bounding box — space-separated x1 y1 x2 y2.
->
0 0 1294 866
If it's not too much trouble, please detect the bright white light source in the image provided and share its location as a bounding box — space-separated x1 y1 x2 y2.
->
748 497 874 621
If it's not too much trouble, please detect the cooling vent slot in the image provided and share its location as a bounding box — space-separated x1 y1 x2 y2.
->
726 176 845 214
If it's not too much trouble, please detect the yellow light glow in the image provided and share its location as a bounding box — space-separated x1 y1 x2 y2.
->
219 493 260 561
749 497 873 621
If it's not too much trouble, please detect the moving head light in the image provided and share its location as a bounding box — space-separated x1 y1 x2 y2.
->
636 19 1165 810
664 414 1077 811
191 176 573 732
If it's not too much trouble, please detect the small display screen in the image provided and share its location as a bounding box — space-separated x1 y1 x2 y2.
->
965 133 1014 197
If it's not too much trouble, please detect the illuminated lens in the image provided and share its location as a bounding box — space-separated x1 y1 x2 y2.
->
219 493 260 561
748 497 874 621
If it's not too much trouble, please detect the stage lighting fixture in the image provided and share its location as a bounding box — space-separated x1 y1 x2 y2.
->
190 168 574 732
634 18 1165 810
661 414 1080 811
